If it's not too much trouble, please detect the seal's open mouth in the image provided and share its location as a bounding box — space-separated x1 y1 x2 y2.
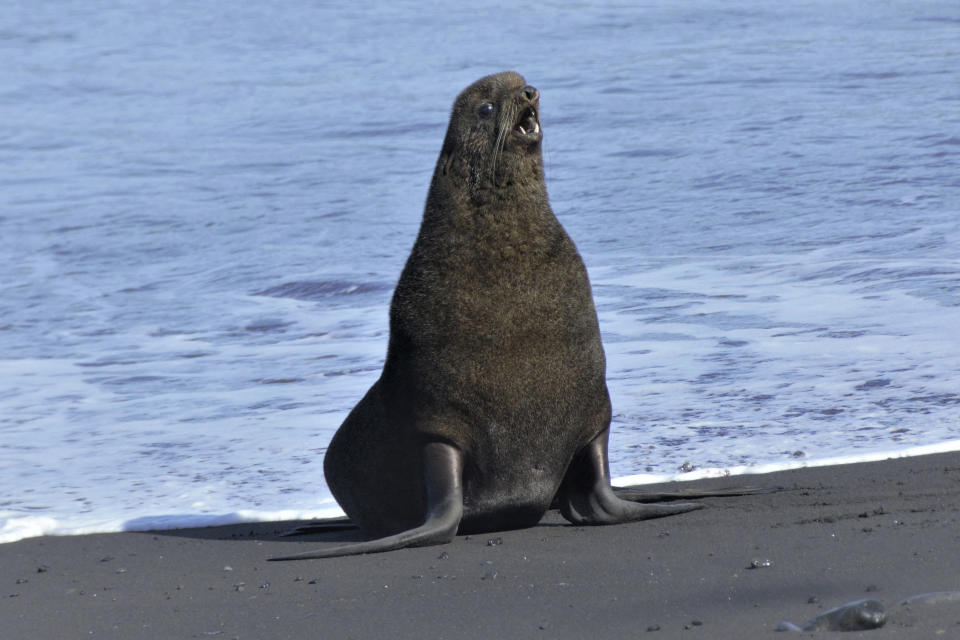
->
513 106 541 139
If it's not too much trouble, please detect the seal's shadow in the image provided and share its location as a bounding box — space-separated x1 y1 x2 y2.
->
136 484 776 545
138 519 365 543
136 512 574 545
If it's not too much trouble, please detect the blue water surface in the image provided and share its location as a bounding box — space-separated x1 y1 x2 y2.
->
1 1 959 541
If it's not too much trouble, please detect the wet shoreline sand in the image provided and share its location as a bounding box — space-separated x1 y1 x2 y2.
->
4 451 959 638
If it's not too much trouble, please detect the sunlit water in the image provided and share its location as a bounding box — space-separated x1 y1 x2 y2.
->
2 1 959 542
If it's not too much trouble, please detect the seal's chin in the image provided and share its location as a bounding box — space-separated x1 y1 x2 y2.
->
513 106 541 141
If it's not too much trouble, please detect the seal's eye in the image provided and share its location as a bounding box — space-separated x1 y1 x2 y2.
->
478 102 494 118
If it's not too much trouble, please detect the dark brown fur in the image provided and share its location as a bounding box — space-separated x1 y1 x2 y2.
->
323 71 610 536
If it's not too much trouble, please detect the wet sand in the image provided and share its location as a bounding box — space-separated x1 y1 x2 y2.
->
4 451 959 639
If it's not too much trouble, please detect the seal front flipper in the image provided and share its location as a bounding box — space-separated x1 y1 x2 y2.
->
269 442 464 560
557 429 702 525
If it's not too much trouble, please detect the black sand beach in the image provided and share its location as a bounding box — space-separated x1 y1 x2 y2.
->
4 451 959 639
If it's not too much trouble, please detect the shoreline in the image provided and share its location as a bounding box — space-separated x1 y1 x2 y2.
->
4 451 960 638
8 439 960 546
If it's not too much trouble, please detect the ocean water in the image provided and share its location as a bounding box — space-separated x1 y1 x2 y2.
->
2 1 959 543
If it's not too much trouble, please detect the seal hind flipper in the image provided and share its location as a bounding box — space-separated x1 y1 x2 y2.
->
557 429 703 525
270 442 464 560
612 485 781 503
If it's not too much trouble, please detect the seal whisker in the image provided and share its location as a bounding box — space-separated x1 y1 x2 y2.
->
491 114 510 187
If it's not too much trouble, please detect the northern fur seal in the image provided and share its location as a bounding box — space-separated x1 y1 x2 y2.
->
271 71 701 560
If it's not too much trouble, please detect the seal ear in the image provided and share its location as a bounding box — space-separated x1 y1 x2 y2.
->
440 152 453 176
439 140 455 176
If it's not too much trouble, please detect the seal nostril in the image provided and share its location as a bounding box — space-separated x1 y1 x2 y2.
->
523 85 539 102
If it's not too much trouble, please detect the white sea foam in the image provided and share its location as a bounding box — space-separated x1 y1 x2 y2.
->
613 439 960 487
0 515 60 545
0 506 347 544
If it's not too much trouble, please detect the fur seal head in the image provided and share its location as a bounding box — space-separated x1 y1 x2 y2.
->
436 71 543 194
